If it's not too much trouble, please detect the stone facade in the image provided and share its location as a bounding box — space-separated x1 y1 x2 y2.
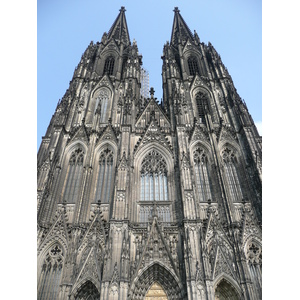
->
37 7 262 300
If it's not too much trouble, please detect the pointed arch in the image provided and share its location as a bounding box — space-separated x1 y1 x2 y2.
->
72 279 100 300
37 243 65 300
91 142 117 205
220 145 243 203
191 144 212 202
61 146 85 204
187 55 199 76
214 275 241 300
134 145 175 223
129 262 185 299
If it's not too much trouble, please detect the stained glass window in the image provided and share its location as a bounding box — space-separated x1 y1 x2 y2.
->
95 148 114 203
38 245 64 300
140 150 168 202
63 148 84 203
193 148 212 202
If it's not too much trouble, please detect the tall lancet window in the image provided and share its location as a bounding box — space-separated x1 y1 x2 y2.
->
103 56 115 75
196 92 207 125
193 148 212 202
222 148 243 202
140 150 168 202
94 88 111 123
63 148 84 203
94 148 114 203
38 244 64 300
188 56 199 76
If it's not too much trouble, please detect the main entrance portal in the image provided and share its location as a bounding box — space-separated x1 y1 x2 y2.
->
145 282 168 299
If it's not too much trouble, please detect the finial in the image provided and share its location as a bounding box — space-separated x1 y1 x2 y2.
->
120 6 126 12
149 87 155 98
174 7 180 13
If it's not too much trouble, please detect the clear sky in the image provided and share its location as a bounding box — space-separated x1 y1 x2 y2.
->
38 0 262 146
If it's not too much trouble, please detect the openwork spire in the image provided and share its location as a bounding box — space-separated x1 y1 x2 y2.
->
170 7 195 46
107 6 130 46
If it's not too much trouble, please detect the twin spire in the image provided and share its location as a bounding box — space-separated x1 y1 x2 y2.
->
106 6 197 46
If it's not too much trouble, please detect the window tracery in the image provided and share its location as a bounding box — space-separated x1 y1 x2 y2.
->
195 92 207 125
193 148 212 202
188 56 199 76
245 242 262 298
94 147 114 203
95 88 110 123
221 148 243 202
38 244 64 300
139 150 170 222
140 150 168 201
103 56 115 75
63 148 84 203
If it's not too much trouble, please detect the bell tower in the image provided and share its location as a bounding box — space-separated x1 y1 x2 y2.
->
37 6 262 300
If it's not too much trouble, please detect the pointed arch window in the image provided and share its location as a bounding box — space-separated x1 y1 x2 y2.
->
94 147 114 203
38 244 64 300
222 148 243 202
193 148 212 202
188 56 199 76
140 150 168 202
196 92 207 125
63 148 84 203
103 56 115 76
95 88 111 123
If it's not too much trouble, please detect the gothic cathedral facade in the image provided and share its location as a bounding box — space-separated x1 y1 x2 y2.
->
37 7 262 300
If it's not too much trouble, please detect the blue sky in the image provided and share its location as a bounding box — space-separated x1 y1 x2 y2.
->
38 0 262 145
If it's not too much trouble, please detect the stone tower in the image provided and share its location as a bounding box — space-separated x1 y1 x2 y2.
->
37 7 262 300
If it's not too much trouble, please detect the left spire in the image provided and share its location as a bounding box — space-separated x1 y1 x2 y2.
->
107 6 130 46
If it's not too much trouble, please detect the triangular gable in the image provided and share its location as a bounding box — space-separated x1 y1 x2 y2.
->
72 246 101 294
189 124 210 145
96 123 118 146
38 210 69 255
69 123 89 144
93 74 114 95
101 38 120 53
212 247 236 280
118 151 129 171
78 211 107 253
190 74 210 92
134 217 179 278
135 98 170 128
240 209 261 245
182 39 198 54
218 124 238 144
133 119 173 156
204 207 232 248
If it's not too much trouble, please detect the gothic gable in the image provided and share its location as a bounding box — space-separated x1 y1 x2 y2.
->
189 123 210 146
71 247 101 296
68 123 89 144
190 74 211 96
95 123 118 147
218 123 238 144
133 217 180 281
91 74 114 97
135 98 170 129
133 119 173 157
38 210 69 256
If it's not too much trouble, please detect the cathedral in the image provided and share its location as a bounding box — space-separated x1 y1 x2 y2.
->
37 7 262 300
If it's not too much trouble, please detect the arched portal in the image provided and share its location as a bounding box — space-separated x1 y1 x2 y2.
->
214 278 239 300
145 282 168 299
130 263 184 299
75 280 100 300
